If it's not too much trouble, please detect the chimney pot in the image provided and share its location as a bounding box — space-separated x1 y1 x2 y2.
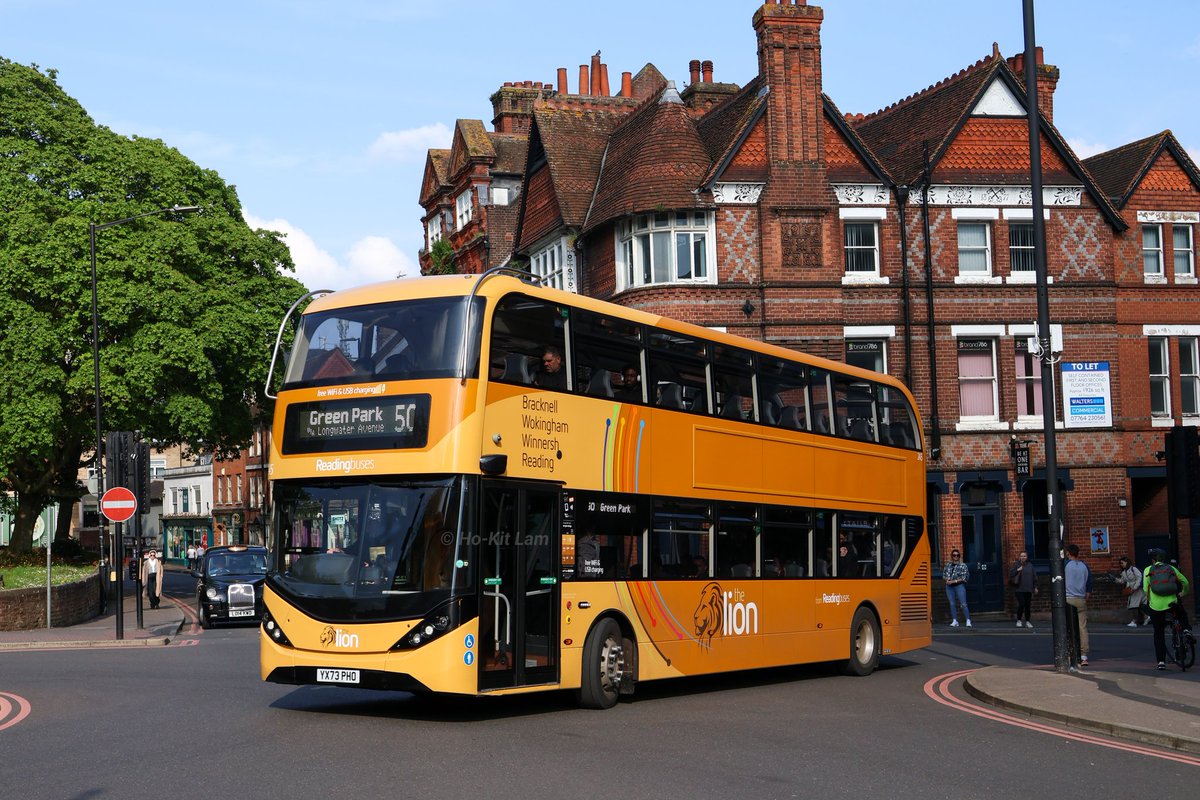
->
621 71 632 98
689 59 701 85
579 64 590 96
557 67 567 94
590 51 602 96
701 59 713 83
600 63 610 96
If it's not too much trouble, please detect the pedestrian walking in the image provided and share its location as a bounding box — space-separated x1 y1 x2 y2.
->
1143 548 1192 670
187 543 197 571
141 550 164 609
943 549 971 627
1114 555 1146 627
1009 550 1037 628
1064 543 1092 666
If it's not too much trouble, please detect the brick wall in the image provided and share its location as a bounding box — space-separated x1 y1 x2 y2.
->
0 575 102 630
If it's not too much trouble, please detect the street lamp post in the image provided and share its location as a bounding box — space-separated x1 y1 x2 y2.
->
90 204 201 639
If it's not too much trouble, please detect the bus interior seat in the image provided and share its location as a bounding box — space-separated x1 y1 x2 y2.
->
783 562 804 577
720 394 744 419
891 421 916 448
500 353 534 384
658 382 684 409
815 412 831 434
781 406 805 430
586 369 615 398
730 563 753 577
762 395 783 425
847 418 874 441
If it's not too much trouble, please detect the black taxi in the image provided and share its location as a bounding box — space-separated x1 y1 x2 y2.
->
193 545 269 628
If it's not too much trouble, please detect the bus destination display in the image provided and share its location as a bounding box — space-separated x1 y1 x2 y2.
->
282 394 431 454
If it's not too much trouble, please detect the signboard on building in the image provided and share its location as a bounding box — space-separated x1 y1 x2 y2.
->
1061 362 1112 429
1013 445 1031 477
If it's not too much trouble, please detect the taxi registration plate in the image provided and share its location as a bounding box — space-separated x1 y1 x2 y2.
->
317 668 360 684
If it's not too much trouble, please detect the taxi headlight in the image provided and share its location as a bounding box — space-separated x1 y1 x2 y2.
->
205 587 221 600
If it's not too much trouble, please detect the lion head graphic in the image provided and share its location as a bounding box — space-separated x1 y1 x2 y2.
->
693 582 723 646
319 626 336 647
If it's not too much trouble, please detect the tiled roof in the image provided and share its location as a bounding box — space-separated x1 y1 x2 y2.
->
584 86 714 233
853 54 998 186
458 119 496 160
489 133 528 176
418 149 450 206
696 76 767 186
822 94 890 184
530 105 628 227
1083 132 1174 206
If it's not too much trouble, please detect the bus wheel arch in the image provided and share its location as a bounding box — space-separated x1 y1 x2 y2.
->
576 614 637 709
842 604 881 677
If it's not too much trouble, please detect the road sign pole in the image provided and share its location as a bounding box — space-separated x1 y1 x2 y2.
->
115 520 124 640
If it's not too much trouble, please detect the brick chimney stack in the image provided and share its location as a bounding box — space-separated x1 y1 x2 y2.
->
1006 46 1059 122
754 0 825 167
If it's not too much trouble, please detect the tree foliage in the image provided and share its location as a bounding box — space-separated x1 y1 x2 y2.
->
0 59 307 553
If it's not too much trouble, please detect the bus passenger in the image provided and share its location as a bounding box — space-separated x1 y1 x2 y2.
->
614 366 641 403
536 346 566 389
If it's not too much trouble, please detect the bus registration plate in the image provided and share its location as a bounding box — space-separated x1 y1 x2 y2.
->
317 668 359 684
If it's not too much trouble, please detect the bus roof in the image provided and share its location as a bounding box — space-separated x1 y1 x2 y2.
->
304 274 916 400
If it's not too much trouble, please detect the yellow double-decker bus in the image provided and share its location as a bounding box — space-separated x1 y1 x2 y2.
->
260 269 930 708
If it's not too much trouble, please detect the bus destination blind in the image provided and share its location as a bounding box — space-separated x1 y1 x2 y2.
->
283 394 431 454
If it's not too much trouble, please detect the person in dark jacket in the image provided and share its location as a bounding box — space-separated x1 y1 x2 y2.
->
1009 550 1038 629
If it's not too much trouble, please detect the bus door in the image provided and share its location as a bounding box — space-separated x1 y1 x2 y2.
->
478 482 559 690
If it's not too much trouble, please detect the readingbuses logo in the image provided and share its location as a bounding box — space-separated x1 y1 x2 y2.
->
314 456 375 474
818 592 852 606
693 582 759 645
319 626 360 649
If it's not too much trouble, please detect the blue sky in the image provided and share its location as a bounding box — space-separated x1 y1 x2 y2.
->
6 0 1198 291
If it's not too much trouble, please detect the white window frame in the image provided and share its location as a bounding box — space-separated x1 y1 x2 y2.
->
530 239 565 291
1182 337 1199 418
1150 336 1171 419
843 221 880 276
1174 224 1195 280
1143 224 1164 277
455 189 472 231
952 324 1007 430
1008 323 1061 429
426 216 443 250
839 208 887 285
953 209 999 284
615 211 715 291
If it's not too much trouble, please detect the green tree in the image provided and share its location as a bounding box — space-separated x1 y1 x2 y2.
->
0 59 307 554
425 237 456 275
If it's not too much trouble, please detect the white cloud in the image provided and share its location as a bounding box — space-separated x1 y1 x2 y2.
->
367 123 452 162
346 236 416 284
245 212 410 292
1067 137 1110 159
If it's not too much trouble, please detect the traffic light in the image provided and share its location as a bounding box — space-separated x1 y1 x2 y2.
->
134 440 151 511
1166 426 1200 518
104 430 134 488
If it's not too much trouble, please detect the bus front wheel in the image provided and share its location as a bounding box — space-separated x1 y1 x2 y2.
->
843 607 880 676
577 618 625 709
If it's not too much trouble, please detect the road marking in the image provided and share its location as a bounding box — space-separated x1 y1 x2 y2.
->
925 669 1200 766
0 691 32 731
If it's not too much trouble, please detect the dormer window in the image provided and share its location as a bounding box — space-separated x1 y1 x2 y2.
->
616 211 714 290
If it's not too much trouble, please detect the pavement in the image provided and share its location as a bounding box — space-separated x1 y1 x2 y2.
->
3 599 1200 753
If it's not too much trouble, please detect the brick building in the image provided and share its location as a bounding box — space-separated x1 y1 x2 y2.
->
418 0 1200 616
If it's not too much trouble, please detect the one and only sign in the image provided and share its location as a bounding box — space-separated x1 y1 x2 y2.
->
1061 361 1112 429
100 486 138 523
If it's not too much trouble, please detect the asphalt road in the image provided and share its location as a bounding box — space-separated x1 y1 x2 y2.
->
3 574 1196 799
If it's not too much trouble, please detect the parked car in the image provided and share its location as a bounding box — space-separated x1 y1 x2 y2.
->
193 545 268 629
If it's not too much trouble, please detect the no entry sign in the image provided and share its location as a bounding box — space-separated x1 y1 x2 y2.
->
100 486 137 523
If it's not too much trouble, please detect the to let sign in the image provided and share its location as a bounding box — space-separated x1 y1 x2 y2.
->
100 486 137 523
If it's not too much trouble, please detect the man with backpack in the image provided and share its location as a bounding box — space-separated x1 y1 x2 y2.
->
1064 544 1092 666
1143 548 1192 670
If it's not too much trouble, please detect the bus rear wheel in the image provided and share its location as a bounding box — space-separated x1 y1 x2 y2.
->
843 607 880 676
577 618 625 709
